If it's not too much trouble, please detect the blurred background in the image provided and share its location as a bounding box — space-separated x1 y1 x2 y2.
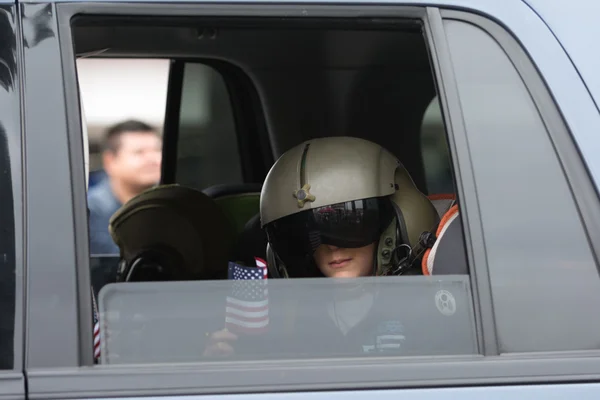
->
77 58 169 187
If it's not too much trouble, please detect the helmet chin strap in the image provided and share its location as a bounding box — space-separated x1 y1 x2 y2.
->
377 214 434 276
376 217 398 275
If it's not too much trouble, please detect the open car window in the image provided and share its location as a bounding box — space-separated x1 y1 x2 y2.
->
72 13 476 367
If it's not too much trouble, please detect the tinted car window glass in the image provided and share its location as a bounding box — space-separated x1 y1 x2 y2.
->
444 19 600 353
0 127 15 371
97 276 478 364
175 63 243 190
0 4 20 369
420 96 454 195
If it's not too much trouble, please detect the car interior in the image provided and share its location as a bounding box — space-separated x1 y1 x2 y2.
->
74 14 473 361
75 15 468 277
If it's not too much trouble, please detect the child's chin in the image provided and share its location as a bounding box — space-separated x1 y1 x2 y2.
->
329 270 360 279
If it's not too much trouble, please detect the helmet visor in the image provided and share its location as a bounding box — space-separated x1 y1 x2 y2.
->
264 197 394 274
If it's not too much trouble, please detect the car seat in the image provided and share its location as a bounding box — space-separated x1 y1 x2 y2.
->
421 202 469 275
202 183 262 235
202 183 264 266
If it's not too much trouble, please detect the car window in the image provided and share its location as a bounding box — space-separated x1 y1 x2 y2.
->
79 59 246 288
444 18 600 353
420 96 454 195
0 4 20 370
0 118 16 371
77 58 169 192
174 63 244 191
68 15 477 367
78 57 168 260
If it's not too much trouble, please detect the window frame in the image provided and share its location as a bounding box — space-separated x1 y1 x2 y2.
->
423 7 495 356
22 1 91 371
160 59 184 185
22 2 600 399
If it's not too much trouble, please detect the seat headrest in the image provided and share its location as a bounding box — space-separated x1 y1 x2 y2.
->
109 184 234 280
421 205 468 275
202 183 262 199
428 193 456 218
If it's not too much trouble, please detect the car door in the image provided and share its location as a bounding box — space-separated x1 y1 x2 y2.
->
0 0 25 398
20 0 600 399
436 7 600 355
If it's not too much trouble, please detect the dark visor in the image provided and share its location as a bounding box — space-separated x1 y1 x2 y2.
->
264 197 394 274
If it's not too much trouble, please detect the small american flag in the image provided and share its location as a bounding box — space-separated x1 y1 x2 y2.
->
225 259 269 334
91 286 101 362
255 257 268 279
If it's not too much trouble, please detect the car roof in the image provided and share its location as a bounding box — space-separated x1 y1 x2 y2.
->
523 0 600 115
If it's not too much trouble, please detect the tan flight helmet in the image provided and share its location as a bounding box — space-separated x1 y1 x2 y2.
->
109 184 234 282
261 136 439 278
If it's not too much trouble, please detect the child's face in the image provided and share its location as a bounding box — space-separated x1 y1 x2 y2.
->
313 243 376 278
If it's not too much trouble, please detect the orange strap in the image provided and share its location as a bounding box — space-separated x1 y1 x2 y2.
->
427 193 456 201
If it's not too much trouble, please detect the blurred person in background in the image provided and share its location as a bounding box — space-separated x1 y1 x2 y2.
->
88 119 162 254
